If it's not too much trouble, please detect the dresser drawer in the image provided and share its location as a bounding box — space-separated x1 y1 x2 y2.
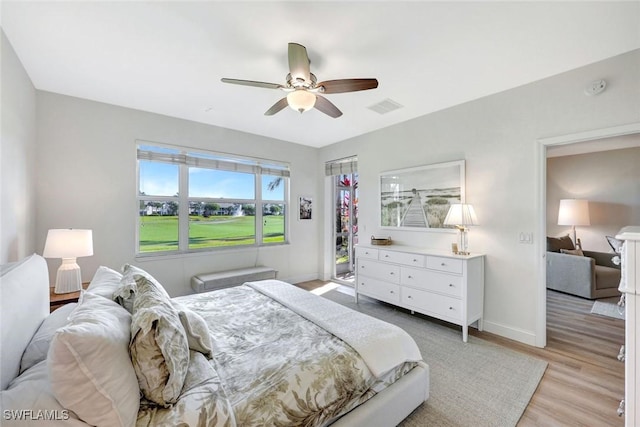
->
379 249 426 267
426 256 463 274
357 259 400 284
355 246 379 260
401 267 463 297
401 288 462 322
357 276 401 304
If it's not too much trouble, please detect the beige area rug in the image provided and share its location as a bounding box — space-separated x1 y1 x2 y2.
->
322 290 547 427
591 297 625 320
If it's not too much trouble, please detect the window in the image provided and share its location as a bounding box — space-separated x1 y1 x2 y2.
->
137 143 289 255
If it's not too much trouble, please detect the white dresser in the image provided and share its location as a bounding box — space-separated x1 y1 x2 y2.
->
616 226 640 426
355 244 485 342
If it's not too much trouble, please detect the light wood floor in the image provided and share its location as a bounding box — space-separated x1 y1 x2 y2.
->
297 280 626 427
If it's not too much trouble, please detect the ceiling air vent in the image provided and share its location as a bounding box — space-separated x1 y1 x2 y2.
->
367 98 403 115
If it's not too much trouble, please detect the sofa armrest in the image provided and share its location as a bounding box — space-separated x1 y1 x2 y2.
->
583 250 620 269
546 251 596 298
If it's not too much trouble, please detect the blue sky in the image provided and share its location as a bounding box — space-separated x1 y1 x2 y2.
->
139 161 283 200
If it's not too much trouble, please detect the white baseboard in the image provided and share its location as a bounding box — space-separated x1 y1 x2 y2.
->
482 320 538 347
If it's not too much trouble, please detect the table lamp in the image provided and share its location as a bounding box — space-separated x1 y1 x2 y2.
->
43 229 93 294
444 204 478 255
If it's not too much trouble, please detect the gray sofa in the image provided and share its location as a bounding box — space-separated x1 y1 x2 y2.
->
546 250 621 299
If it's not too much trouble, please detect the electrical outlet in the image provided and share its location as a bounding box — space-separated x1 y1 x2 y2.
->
519 232 533 244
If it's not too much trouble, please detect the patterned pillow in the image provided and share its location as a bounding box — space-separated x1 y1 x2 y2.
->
547 235 575 252
130 274 190 406
173 301 214 359
606 236 624 253
114 264 170 313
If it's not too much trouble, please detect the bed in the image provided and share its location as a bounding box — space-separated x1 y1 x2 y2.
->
1 254 429 426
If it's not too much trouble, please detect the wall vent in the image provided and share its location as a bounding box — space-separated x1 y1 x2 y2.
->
367 98 403 115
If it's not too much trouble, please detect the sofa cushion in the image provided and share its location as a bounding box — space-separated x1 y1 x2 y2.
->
547 235 575 252
561 248 584 256
595 265 621 290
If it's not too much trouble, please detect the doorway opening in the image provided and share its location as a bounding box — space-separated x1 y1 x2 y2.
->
536 122 640 347
333 172 358 284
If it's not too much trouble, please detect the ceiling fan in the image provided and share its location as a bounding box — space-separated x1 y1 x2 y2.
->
221 42 378 118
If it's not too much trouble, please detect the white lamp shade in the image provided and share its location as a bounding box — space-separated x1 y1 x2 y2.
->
43 229 93 258
287 89 316 113
557 199 590 226
443 204 478 227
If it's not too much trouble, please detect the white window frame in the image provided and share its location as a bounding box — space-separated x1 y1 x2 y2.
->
136 141 289 256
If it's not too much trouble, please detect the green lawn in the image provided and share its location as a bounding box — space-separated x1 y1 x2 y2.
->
139 215 284 252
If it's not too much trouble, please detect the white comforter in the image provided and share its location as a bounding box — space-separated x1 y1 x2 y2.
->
245 280 422 378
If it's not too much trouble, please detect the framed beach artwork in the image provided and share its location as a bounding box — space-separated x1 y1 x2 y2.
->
379 160 465 230
299 196 313 220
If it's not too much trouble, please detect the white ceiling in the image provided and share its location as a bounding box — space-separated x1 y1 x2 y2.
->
2 1 639 148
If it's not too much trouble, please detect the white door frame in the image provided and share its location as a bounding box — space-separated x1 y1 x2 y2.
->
535 122 640 347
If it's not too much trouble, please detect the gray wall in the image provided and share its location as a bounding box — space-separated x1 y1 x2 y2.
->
547 145 640 252
319 49 640 345
2 27 639 346
1 30 37 263
35 92 321 296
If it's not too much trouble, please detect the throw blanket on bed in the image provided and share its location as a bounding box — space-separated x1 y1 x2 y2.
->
245 280 422 378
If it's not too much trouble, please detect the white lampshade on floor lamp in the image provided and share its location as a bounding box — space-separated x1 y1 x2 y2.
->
557 199 590 249
43 229 93 294
444 204 478 255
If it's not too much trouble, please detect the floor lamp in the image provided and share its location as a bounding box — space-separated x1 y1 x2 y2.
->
557 199 590 249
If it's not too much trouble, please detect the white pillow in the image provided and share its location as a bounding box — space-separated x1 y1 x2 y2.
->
86 265 123 300
20 303 77 374
48 292 140 427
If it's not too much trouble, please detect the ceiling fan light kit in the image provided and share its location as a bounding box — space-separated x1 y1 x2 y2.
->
287 89 316 113
221 42 378 118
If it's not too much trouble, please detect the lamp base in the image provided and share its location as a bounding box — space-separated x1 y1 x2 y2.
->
54 258 82 294
456 227 471 256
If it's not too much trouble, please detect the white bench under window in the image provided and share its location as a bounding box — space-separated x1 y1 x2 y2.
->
191 267 277 293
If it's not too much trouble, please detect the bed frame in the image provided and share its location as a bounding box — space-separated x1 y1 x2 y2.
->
1 254 429 426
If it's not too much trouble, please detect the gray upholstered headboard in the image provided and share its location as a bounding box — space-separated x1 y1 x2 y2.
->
0 253 49 390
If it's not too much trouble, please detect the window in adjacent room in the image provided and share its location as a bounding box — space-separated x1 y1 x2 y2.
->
137 143 289 255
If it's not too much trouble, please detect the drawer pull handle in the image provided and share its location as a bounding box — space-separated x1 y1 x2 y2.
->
408 275 413 279
449 283 454 287
441 262 446 266
390 272 394 275
385 254 390 258
407 295 412 299
449 306 454 310
413 259 418 262
390 290 394 294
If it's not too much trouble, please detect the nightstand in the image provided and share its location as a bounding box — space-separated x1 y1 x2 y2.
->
49 283 89 312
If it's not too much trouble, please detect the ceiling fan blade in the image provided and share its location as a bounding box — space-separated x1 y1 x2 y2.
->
317 78 379 94
264 97 289 116
314 95 342 118
288 43 311 83
221 78 283 90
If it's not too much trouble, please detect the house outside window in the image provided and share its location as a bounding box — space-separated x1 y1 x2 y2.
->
137 143 289 255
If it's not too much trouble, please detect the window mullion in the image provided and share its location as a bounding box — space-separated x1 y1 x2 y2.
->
179 162 190 251
255 174 263 245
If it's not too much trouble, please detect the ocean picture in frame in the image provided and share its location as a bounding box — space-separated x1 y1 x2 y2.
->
380 160 465 230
